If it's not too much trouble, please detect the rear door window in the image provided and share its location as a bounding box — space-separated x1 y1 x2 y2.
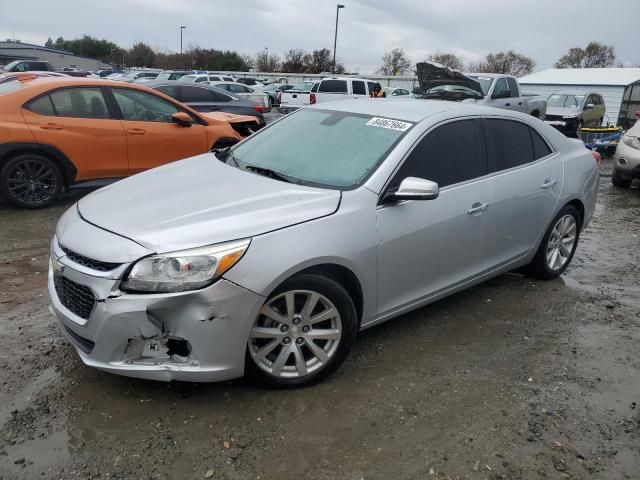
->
181 86 215 102
352 80 366 96
155 85 181 100
484 119 535 172
367 82 376 94
389 119 484 189
49 88 111 119
319 80 348 93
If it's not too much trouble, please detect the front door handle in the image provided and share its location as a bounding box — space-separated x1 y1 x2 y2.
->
40 123 63 130
208 106 220 111
505 103 511 107
518 101 523 106
467 202 489 215
541 179 558 189
127 128 147 135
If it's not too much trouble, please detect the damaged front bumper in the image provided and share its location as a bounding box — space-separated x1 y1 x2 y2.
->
48 237 264 382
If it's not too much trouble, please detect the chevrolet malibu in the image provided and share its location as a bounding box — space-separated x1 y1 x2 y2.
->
48 99 599 387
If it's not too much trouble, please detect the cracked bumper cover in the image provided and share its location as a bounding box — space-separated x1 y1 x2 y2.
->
48 249 264 382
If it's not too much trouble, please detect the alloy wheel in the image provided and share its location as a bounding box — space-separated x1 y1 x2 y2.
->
5 159 58 206
248 290 342 378
546 214 577 271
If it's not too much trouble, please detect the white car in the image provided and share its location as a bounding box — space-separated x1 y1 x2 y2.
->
384 87 412 97
210 81 271 112
178 74 235 84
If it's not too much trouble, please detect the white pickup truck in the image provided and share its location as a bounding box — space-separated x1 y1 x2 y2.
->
278 81 319 114
416 62 547 119
279 77 380 113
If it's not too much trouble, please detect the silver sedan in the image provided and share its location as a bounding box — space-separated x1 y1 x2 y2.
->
48 99 599 387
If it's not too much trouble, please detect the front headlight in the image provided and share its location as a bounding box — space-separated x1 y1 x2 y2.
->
622 134 640 150
562 113 578 119
121 239 250 293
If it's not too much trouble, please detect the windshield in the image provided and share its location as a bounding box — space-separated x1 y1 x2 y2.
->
291 81 314 91
2 60 22 71
227 109 412 189
468 76 493 95
547 94 585 108
178 75 197 82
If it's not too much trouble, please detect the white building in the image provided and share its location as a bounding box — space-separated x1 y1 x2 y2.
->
519 68 640 129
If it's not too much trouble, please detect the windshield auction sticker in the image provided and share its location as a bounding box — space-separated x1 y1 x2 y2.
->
366 117 413 132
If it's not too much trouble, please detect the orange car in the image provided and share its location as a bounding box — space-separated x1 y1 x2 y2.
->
0 77 258 208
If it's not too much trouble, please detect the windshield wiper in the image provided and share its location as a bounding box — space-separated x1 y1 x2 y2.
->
213 147 239 167
244 164 294 184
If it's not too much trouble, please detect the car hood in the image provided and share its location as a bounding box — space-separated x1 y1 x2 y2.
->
77 154 341 253
201 112 259 125
415 62 484 99
546 106 581 117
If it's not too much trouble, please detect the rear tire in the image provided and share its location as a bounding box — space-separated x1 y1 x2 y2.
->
245 273 358 388
611 171 632 188
524 205 581 280
0 154 63 209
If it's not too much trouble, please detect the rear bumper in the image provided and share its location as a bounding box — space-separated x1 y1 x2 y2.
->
545 118 580 135
48 245 265 382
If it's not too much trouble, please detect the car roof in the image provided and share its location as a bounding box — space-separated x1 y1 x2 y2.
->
311 98 529 123
552 91 593 95
144 79 236 94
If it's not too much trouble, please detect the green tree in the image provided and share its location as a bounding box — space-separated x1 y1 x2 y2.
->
128 42 155 67
44 37 54 48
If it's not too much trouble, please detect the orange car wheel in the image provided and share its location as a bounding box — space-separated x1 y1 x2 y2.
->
0 154 63 209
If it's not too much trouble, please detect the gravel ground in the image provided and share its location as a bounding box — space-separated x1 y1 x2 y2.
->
0 159 638 480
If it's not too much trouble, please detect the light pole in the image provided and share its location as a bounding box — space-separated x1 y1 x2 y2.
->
332 4 345 74
180 25 186 67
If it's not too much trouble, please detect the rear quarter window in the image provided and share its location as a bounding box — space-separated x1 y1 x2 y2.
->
319 80 348 93
26 95 55 115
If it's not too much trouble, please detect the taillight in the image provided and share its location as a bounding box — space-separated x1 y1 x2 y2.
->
591 150 601 165
253 104 264 113
310 93 316 105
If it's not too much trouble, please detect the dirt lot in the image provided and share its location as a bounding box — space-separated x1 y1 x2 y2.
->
0 161 638 480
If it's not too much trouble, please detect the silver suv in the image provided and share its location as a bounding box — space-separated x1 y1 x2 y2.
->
49 100 599 387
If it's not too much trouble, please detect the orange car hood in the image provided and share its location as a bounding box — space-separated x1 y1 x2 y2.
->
201 112 258 124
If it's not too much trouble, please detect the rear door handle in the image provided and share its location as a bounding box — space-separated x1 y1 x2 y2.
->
467 202 489 215
541 179 558 189
505 103 511 106
127 128 147 135
208 106 220 111
40 123 63 130
518 102 523 106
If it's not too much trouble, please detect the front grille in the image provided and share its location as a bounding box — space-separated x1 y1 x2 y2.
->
60 245 121 272
545 114 564 121
64 325 95 354
54 274 96 320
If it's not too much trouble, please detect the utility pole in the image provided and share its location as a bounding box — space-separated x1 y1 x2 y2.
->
180 26 186 68
332 4 345 74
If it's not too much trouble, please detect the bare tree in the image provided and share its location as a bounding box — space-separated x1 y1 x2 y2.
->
255 51 280 72
555 42 616 68
378 48 412 76
303 48 334 74
281 49 307 73
468 50 536 77
427 53 464 70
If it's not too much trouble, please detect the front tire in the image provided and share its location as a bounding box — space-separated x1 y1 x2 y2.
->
0 154 63 209
525 205 581 279
611 171 632 188
245 273 358 388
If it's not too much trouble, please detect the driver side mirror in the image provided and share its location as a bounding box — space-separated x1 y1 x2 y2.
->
171 112 192 127
491 90 511 99
383 177 439 203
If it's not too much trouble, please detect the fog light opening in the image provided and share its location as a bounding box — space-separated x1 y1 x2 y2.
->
167 338 191 358
618 158 628 166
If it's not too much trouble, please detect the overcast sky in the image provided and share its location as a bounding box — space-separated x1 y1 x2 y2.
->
2 0 639 73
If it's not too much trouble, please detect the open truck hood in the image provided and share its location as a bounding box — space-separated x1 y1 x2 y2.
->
416 62 484 101
77 154 341 253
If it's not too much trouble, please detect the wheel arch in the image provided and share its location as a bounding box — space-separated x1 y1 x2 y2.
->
264 262 365 327
0 142 76 187
565 198 585 228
